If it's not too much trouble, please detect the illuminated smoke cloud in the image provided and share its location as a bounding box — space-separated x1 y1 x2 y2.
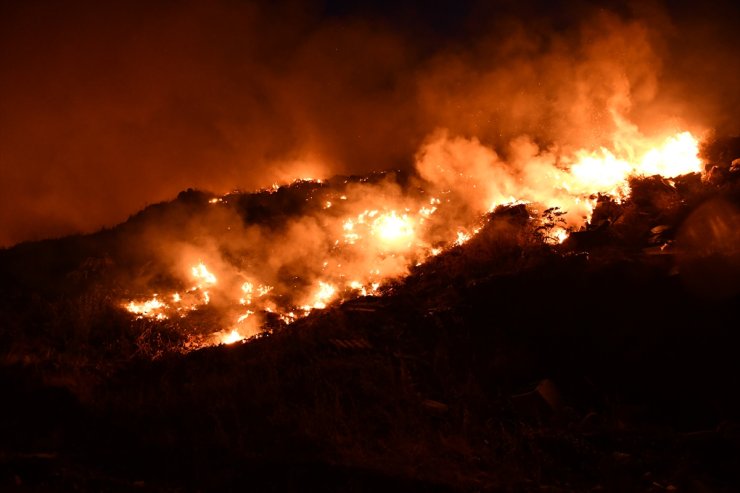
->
2 2 719 346
0 1 736 247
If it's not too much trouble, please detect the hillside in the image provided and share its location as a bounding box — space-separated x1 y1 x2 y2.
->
1 144 740 491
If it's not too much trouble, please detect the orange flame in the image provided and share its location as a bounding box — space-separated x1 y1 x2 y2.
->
121 128 703 351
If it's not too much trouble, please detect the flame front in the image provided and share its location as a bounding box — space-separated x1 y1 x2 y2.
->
123 124 703 350
126 296 166 320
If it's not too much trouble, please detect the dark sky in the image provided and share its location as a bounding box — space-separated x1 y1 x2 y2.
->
1 0 737 247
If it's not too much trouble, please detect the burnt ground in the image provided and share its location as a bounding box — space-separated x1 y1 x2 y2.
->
1 150 740 491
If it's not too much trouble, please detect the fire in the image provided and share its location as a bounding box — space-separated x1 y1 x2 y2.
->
636 131 701 177
306 281 337 310
220 329 244 345
569 150 633 197
240 282 253 304
342 219 360 244
124 261 221 319
257 285 273 297
121 126 704 352
454 231 472 246
192 262 217 285
372 211 415 247
567 131 701 200
341 208 420 250
125 296 167 320
348 280 381 297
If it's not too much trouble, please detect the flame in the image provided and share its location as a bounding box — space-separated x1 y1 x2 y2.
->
125 296 167 320
121 126 703 351
371 211 415 247
240 282 253 305
236 310 254 324
305 281 337 311
567 131 701 200
454 231 472 246
219 329 244 345
192 262 217 285
636 131 701 177
125 262 221 319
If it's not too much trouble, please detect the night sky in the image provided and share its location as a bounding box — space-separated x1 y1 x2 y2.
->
0 0 737 247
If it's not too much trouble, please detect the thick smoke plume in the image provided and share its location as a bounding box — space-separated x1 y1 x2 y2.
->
0 0 737 247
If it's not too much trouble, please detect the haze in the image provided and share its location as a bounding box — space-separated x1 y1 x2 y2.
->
1 0 737 247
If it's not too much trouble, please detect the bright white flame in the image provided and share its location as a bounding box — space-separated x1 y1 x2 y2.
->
220 329 244 345
569 149 633 197
192 262 217 285
454 231 471 246
308 281 336 310
637 131 701 177
372 211 414 246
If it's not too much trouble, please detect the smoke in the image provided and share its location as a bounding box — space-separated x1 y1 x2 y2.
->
0 0 419 247
0 0 737 247
115 173 443 341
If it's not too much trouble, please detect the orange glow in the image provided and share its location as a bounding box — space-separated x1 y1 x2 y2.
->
371 211 415 248
220 329 244 345
569 150 633 197
454 231 472 246
120 127 704 351
192 262 217 285
125 296 167 320
567 131 701 200
636 131 701 177
305 281 337 311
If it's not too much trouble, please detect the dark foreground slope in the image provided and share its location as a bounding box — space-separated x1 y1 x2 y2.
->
1 161 740 491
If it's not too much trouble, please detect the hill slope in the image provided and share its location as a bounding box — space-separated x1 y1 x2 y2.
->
1 156 740 491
